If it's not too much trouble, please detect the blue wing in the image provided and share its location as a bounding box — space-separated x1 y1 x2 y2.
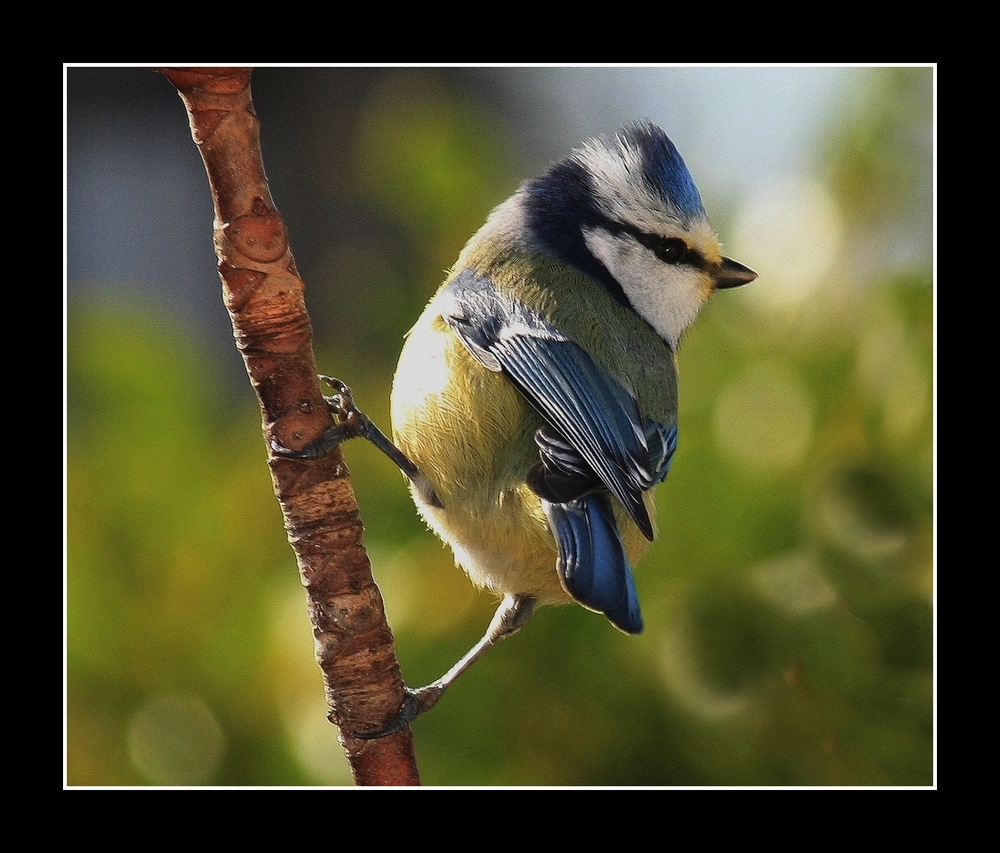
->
442 269 660 537
441 269 677 633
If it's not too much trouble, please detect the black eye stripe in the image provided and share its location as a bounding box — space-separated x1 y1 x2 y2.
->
605 222 709 271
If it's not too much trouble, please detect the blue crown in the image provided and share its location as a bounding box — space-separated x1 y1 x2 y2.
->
618 121 705 220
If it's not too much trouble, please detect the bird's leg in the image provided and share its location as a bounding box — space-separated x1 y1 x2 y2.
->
271 375 429 491
276 374 520 738
357 593 537 739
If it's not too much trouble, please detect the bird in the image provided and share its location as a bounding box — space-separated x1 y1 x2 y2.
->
275 120 756 737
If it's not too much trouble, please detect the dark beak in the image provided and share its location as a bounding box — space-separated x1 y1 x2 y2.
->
714 257 758 289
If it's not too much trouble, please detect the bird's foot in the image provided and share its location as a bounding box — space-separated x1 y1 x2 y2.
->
270 377 419 483
354 684 445 740
269 376 368 459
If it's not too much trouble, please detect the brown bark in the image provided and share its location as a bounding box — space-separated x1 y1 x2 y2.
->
157 67 419 786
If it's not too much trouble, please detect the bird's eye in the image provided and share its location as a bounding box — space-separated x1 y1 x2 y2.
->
623 229 696 266
652 237 687 264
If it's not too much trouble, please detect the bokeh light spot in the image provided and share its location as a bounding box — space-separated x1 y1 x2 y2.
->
713 362 815 473
857 320 930 442
750 550 838 615
659 618 752 721
127 693 224 785
732 177 843 315
809 463 913 565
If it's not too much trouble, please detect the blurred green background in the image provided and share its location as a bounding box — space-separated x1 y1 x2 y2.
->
65 66 934 786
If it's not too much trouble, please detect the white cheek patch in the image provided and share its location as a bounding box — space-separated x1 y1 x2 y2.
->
583 227 706 351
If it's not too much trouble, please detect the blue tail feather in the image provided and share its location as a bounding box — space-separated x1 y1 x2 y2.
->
544 496 643 634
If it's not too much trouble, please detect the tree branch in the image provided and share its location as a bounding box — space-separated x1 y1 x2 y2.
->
158 66 419 786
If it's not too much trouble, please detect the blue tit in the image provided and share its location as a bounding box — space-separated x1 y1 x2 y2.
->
276 120 755 736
